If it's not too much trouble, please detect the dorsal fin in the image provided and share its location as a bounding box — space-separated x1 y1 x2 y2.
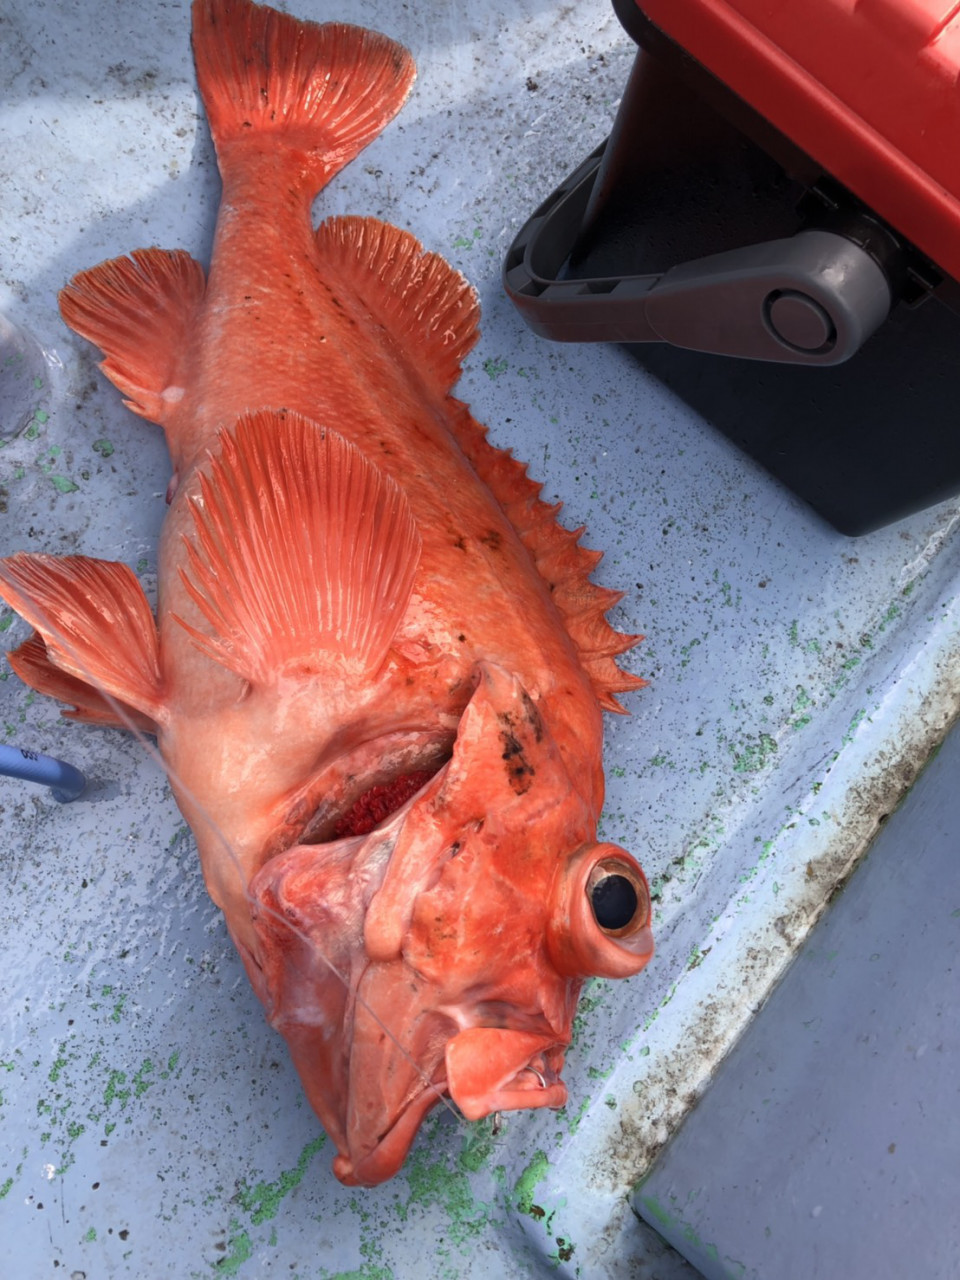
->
446 401 646 712
192 0 416 190
8 632 157 732
175 409 421 684
0 554 165 722
59 248 206 424
315 216 480 395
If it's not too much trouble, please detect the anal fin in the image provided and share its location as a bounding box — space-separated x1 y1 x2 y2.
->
59 248 205 425
176 409 421 685
0 554 165 724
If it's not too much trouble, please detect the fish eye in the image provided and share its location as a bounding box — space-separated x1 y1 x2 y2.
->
547 842 653 978
586 858 649 937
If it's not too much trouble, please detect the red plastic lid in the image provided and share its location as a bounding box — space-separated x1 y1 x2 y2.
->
635 0 960 282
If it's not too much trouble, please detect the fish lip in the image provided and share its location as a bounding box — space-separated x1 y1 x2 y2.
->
333 1083 447 1187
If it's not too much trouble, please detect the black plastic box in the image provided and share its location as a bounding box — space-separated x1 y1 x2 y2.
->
504 1 960 535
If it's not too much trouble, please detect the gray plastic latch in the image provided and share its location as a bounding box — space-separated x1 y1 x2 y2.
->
644 229 892 364
503 147 897 365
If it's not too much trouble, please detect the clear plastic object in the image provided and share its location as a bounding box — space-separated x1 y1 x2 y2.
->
0 312 54 440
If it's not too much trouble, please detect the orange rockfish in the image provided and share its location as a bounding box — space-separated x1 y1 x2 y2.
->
0 0 652 1185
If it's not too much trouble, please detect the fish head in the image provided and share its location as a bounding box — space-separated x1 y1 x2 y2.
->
243 663 653 1185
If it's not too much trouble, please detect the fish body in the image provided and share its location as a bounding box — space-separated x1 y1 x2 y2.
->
0 0 652 1185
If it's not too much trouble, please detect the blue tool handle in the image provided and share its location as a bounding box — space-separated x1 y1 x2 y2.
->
0 743 87 802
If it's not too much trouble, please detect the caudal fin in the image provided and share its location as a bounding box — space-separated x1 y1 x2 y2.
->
191 0 416 189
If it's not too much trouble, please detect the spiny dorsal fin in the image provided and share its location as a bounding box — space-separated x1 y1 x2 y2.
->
8 632 157 732
0 554 165 723
315 216 480 396
175 409 421 684
192 0 416 188
447 401 645 712
59 248 206 424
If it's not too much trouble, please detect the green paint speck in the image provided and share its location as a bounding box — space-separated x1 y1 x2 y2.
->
92 438 115 457
733 733 777 773
103 1069 130 1110
843 708 867 745
216 1220 252 1275
514 1150 549 1215
133 1060 154 1098
638 1194 672 1228
459 1122 495 1173
482 357 508 380
50 475 79 494
237 1135 325 1225
328 1265 396 1280
403 1150 490 1247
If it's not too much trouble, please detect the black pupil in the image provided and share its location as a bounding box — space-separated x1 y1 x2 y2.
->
591 874 638 930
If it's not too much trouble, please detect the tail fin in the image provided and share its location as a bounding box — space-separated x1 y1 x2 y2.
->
191 0 416 188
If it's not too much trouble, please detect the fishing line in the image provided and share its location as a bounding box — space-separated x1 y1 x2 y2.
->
0 588 468 1134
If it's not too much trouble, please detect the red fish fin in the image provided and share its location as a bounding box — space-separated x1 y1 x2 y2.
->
59 249 205 424
175 409 421 684
8 632 157 731
191 0 415 188
0 554 165 723
446 402 646 713
315 217 480 395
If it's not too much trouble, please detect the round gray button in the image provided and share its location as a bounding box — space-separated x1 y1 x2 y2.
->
766 290 836 352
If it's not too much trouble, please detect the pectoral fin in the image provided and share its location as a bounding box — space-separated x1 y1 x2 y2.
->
175 409 421 685
0 554 164 724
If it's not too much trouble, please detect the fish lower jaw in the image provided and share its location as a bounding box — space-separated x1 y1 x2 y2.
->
333 1087 446 1187
332 1064 568 1187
